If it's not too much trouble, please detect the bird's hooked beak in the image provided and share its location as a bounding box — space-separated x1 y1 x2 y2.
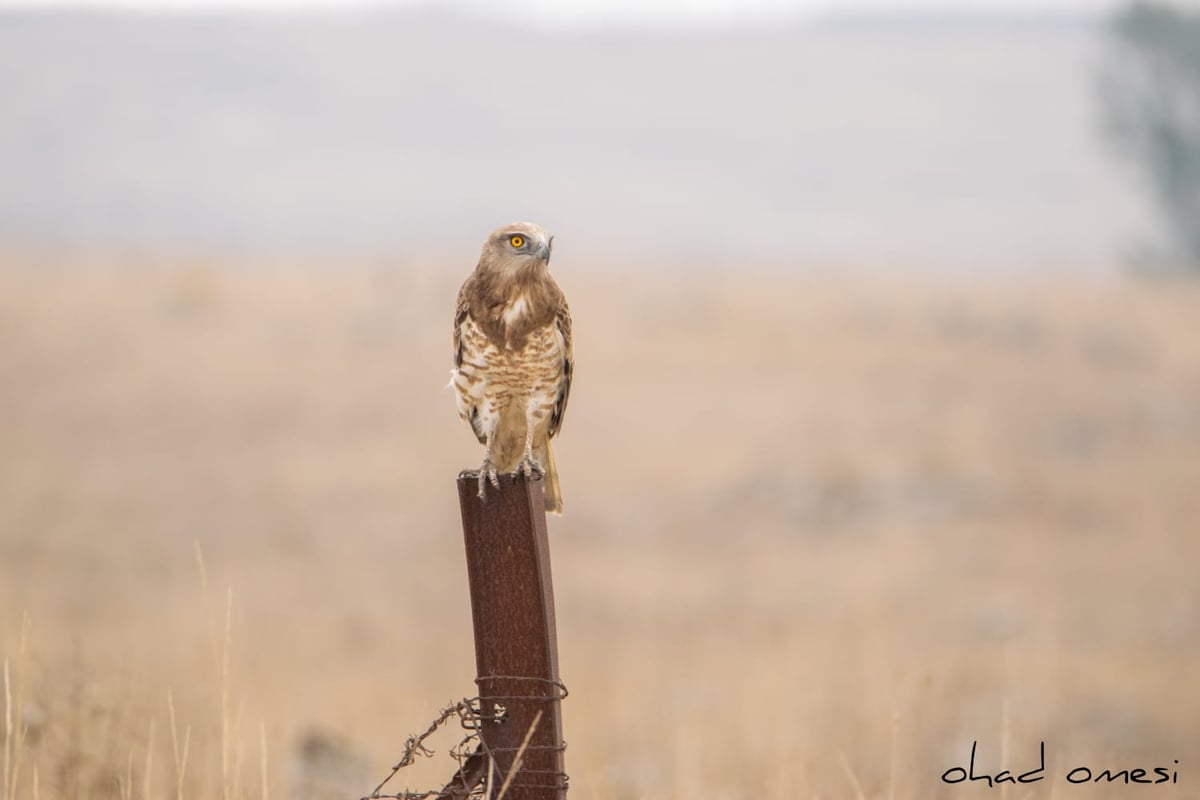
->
537 235 554 265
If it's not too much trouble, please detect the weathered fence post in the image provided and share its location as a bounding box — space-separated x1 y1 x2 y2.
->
456 472 567 800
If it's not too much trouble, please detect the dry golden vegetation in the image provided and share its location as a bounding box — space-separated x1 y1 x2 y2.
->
1 256 1198 799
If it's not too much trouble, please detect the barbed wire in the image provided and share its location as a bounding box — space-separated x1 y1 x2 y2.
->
363 676 569 800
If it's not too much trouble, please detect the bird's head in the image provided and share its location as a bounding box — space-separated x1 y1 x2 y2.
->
479 222 554 276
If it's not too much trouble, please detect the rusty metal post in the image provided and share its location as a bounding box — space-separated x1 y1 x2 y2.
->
456 472 567 800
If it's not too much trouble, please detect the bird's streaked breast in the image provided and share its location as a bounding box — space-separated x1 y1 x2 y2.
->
453 314 564 422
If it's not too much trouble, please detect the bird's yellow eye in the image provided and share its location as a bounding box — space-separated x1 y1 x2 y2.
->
509 235 525 248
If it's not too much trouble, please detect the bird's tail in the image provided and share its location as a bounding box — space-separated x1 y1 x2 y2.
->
539 440 563 515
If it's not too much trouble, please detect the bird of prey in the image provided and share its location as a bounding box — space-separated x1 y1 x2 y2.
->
451 222 573 514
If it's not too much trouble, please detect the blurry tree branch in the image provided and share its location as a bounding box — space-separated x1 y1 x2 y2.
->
1099 1 1200 270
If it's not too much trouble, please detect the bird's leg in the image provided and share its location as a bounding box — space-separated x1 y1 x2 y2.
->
516 401 544 481
477 429 501 499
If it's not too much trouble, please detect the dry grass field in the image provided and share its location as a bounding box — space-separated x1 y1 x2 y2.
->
0 256 1198 799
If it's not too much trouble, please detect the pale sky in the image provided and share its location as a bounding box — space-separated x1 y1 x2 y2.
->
0 0 1181 266
0 0 1150 24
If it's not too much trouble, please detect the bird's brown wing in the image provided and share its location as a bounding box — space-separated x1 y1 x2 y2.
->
453 283 470 371
453 282 488 444
548 301 573 439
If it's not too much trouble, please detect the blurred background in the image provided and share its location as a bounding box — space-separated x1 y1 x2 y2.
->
1 1 1198 798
